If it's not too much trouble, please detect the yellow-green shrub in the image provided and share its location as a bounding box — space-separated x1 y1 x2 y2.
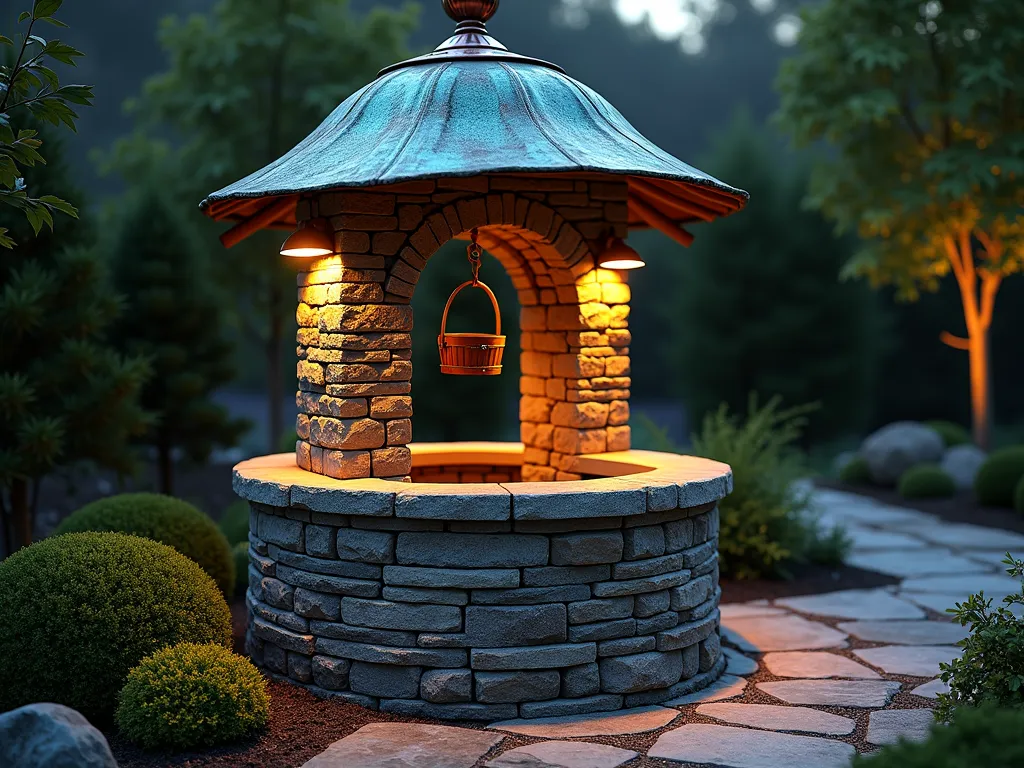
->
116 643 269 750
975 447 1024 507
899 464 956 499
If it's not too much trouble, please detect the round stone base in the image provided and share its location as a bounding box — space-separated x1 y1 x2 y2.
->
237 446 729 719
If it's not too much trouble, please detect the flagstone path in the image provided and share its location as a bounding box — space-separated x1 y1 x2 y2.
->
301 486 1023 768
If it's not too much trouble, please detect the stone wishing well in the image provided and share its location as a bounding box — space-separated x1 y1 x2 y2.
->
202 0 747 720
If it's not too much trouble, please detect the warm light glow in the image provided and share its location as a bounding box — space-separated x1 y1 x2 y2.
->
597 238 646 270
280 220 334 258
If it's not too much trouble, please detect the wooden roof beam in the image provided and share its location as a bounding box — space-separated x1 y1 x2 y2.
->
628 198 695 248
218 196 298 248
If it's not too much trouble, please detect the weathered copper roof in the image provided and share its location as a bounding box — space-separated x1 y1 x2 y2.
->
201 1 747 241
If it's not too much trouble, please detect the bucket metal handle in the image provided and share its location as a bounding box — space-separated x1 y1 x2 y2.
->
439 279 502 343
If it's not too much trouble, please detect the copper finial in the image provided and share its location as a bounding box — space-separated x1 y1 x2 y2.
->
442 0 499 24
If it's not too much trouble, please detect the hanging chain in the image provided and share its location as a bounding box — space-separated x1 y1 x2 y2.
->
467 228 482 285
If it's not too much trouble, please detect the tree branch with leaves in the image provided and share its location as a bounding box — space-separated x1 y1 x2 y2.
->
775 0 1024 449
0 0 93 248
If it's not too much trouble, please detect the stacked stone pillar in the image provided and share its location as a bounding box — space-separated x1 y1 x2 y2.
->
293 175 634 481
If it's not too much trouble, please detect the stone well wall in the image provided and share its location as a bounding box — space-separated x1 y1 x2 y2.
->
245 500 723 721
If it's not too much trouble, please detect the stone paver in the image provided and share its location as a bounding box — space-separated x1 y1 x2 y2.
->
665 674 747 706
853 645 959 677
723 647 759 676
866 709 936 745
697 703 855 736
899 574 1023 599
775 589 924 620
899 591 967 616
719 602 789 619
910 678 949 699
847 549 990 578
845 527 927 551
485 741 637 768
301 723 502 768
488 706 677 738
649 723 856 768
762 651 881 680
838 620 969 645
964 550 1024 568
916 524 1024 551
757 679 902 708
722 615 848 652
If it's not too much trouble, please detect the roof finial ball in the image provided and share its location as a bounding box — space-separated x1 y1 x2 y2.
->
443 0 499 24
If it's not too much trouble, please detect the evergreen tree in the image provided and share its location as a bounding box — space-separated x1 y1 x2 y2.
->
0 129 150 554
666 112 881 443
109 190 249 494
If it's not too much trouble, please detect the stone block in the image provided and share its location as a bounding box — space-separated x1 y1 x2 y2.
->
600 650 683 694
315 638 467 668
258 513 304 552
613 552 685 580
379 700 517 721
288 652 313 683
294 588 341 620
634 590 670 618
310 621 416 647
248 593 308 633
518 695 624 718
251 616 314 655
681 643 700 679
263 643 287 674
290 482 393 516
383 566 519 589
592 570 690 598
569 618 636 643
420 669 472 704
261 577 294 610
670 574 714 611
475 671 561 704
341 598 462 632
471 585 589 605
269 545 381 580
664 519 694 553
464 605 567 647
304 524 337 558
275 564 380 598
337 529 395 564
369 395 413 418
395 532 548 568
567 597 634 625
395 485 512 521
310 417 385 451
311 655 350 690
471 643 597 671
349 661 421 699
382 586 469 606
656 612 719 652
599 636 657 657
322 450 371 479
523 564 609 587
320 304 413 333
386 419 412 446
623 526 666 560
699 632 721 672
550 531 624 566
681 540 717 569
371 447 412 476
636 612 679 635
561 663 600 697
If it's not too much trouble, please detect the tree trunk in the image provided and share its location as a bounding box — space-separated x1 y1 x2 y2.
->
267 280 284 452
158 437 174 496
966 325 991 451
10 477 31 550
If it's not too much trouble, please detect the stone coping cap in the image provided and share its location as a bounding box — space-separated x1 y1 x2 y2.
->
234 443 731 520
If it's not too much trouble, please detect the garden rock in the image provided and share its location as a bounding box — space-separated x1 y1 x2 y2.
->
697 702 855 736
0 703 118 768
853 645 959 677
867 709 936 745
861 421 944 485
649 723 856 768
757 679 901 708
762 651 880 679
940 444 987 491
303 723 502 768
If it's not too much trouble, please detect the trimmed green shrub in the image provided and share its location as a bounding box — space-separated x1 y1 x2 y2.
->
936 555 1024 720
1015 476 1024 516
219 500 251 547
975 447 1024 507
56 493 235 595
854 705 1024 766
116 642 269 751
926 420 972 448
839 455 872 485
688 395 849 580
232 542 250 598
0 532 232 722
898 464 957 499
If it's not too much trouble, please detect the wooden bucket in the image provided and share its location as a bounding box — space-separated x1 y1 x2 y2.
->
438 280 506 376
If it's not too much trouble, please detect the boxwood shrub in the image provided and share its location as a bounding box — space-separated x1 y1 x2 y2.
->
925 420 972 448
0 532 232 722
56 493 235 595
839 455 872 486
898 464 956 499
116 643 269 750
974 447 1024 507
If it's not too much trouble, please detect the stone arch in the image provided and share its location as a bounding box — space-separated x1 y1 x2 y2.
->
294 175 633 482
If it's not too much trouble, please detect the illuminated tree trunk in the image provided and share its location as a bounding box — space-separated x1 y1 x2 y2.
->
942 232 1001 451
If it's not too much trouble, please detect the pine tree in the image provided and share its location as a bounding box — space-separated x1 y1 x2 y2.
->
0 129 150 554
666 112 881 444
109 190 248 494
